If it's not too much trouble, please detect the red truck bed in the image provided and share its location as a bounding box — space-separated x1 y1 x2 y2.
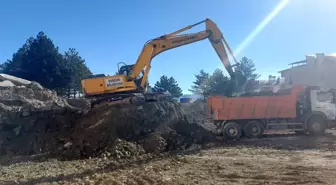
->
207 86 305 121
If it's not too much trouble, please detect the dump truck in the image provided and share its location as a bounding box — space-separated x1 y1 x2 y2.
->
207 85 336 139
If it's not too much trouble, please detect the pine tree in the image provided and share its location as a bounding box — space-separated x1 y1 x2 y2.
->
189 70 210 98
63 48 92 98
153 75 183 98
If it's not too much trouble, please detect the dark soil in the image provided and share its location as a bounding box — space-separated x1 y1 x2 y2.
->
0 101 218 161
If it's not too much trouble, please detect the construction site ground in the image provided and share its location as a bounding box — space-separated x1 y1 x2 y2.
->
1 74 336 185
1 131 336 185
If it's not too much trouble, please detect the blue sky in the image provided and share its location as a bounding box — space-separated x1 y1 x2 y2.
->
1 0 336 94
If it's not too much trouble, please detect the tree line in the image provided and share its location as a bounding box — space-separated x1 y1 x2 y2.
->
0 32 92 98
0 31 260 99
154 57 260 99
189 57 260 98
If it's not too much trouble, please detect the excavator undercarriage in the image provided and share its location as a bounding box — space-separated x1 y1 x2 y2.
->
88 91 172 108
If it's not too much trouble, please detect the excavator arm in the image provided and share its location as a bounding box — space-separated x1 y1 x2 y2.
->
129 18 239 87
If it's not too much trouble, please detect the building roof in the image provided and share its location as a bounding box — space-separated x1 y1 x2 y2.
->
288 60 306 66
278 64 307 73
278 59 307 74
278 53 336 74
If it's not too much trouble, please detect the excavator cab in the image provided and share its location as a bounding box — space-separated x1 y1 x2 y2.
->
118 63 145 90
118 64 134 76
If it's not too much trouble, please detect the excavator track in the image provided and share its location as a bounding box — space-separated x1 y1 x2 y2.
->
90 92 171 109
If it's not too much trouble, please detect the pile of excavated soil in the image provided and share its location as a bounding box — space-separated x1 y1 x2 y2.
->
181 99 208 124
0 74 217 160
0 74 80 155
0 101 217 160
57 101 217 160
181 100 219 134
0 74 73 115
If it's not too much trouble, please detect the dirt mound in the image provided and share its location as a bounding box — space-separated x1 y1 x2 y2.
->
181 99 219 134
0 74 76 130
0 109 80 155
57 101 217 160
0 74 81 155
0 100 217 160
0 74 72 112
143 131 167 154
181 99 207 124
0 74 217 160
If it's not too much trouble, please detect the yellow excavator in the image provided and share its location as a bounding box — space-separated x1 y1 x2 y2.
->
81 18 242 107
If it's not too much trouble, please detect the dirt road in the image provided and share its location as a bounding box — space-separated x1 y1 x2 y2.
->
1 131 336 185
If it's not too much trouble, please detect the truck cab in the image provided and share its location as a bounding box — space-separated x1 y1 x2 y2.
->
310 88 336 120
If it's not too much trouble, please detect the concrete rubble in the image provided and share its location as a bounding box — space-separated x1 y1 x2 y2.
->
0 74 217 161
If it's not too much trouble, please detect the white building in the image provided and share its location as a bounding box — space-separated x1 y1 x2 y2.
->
279 53 336 89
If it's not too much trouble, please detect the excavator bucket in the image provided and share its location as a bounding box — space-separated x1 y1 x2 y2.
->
233 70 247 92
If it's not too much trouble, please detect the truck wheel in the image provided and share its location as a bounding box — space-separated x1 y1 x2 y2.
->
307 116 327 135
243 121 264 138
223 122 241 140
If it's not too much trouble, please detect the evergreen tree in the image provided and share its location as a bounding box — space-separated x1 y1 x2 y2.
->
1 32 92 97
1 32 71 91
207 68 232 96
235 57 260 92
153 75 183 98
63 48 92 98
189 70 211 99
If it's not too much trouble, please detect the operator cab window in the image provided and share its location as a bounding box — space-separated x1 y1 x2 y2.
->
119 66 130 76
317 91 333 103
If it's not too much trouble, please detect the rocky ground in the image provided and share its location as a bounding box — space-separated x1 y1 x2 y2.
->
1 74 336 185
1 131 336 185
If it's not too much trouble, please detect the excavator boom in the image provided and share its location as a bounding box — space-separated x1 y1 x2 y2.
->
129 18 238 83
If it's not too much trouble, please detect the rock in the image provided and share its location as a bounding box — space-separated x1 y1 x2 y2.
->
0 74 31 86
66 98 91 109
27 82 43 90
143 132 167 154
0 76 72 127
0 80 15 87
